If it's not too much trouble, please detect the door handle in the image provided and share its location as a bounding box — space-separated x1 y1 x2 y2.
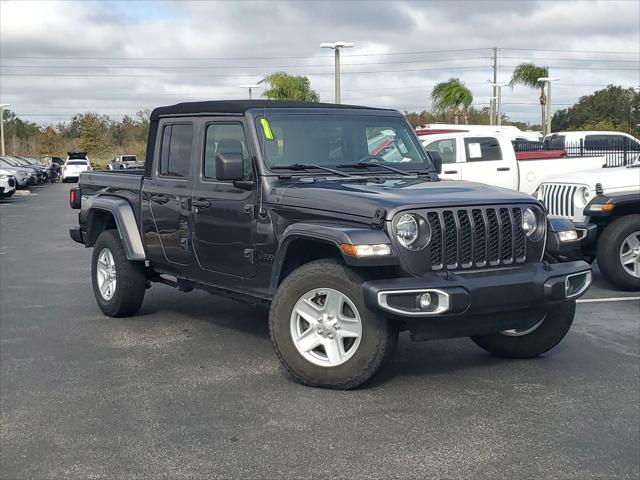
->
150 194 169 204
191 198 211 209
444 170 459 174
497 167 511 171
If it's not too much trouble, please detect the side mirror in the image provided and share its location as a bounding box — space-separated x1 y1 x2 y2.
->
427 150 443 173
215 153 244 181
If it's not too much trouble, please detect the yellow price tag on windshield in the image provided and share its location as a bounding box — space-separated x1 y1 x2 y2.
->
260 118 274 140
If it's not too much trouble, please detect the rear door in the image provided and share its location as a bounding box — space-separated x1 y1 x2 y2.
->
141 120 195 268
191 117 257 279
459 136 518 190
422 137 462 180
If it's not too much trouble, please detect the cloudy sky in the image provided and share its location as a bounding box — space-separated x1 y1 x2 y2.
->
1 0 638 125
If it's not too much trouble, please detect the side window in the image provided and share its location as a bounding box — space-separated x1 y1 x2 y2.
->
463 137 503 162
203 123 249 180
425 138 457 164
159 123 193 178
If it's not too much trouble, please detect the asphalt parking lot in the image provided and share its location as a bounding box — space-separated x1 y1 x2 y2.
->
1 182 639 479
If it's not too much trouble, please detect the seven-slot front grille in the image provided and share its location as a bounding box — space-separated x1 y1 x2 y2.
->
425 206 529 270
538 183 578 218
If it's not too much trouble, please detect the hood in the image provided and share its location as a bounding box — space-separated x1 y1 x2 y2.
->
540 164 640 191
268 176 535 219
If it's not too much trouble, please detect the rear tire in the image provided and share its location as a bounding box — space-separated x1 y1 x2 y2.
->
596 215 640 291
92 229 146 317
269 259 397 389
470 301 575 358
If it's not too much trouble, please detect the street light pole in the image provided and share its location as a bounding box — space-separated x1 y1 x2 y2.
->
320 41 354 104
537 77 560 136
0 103 9 156
240 80 264 100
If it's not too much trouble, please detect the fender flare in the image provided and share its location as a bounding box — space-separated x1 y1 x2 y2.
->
269 222 397 292
87 195 146 261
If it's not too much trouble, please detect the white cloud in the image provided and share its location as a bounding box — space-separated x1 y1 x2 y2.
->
0 0 638 124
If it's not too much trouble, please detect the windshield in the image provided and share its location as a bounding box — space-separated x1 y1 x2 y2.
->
1 157 21 166
255 113 432 172
122 156 137 162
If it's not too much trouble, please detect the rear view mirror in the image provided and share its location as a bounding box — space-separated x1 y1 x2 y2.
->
427 150 443 174
215 153 244 181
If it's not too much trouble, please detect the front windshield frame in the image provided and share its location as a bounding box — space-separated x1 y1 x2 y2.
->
252 111 434 175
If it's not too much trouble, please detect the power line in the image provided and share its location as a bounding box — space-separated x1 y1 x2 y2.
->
500 47 639 55
2 64 637 78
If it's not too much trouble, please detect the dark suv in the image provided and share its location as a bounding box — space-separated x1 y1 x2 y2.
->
70 101 592 389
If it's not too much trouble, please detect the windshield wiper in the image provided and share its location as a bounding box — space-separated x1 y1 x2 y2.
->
337 157 412 176
271 164 352 177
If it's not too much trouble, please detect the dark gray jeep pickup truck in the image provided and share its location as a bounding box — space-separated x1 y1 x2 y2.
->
70 100 592 389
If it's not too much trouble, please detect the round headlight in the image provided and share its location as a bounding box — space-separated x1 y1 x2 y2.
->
395 213 431 250
575 186 590 207
396 214 419 247
522 208 538 237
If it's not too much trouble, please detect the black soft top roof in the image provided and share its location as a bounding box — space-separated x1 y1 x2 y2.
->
150 100 392 120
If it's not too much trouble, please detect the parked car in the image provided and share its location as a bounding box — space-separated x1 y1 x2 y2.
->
69 100 592 389
421 133 605 194
416 124 543 142
108 155 144 170
0 156 38 187
62 152 92 182
544 131 640 167
0 168 17 198
536 158 640 290
17 157 51 182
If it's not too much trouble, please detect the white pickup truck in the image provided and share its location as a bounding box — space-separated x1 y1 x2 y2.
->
421 133 605 194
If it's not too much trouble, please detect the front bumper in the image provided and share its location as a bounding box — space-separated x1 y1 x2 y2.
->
362 261 591 340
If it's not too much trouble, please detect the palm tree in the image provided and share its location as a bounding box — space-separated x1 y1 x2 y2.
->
509 63 549 128
430 78 473 124
262 72 320 102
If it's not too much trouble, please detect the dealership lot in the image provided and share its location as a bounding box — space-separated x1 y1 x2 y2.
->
1 183 638 479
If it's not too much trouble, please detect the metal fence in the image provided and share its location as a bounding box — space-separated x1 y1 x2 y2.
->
513 139 639 167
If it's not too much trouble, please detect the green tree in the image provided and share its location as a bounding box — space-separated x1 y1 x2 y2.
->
551 85 640 135
509 63 549 129
262 72 320 102
430 78 473 124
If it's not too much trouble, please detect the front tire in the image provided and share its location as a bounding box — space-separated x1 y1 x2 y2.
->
596 215 640 291
92 229 146 317
269 259 397 389
470 301 576 358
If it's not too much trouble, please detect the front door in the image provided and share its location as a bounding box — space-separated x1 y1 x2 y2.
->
141 121 195 268
422 137 462 180
191 119 257 279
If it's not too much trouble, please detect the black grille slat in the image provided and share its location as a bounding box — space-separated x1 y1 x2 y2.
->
443 211 458 267
486 209 500 263
513 208 526 260
427 212 442 269
471 209 486 265
458 210 473 266
499 208 513 262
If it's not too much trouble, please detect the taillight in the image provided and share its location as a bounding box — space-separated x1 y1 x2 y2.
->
69 188 81 209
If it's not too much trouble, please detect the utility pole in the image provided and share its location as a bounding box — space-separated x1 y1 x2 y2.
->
491 47 498 125
0 104 9 156
240 82 263 100
320 41 354 104
489 83 507 126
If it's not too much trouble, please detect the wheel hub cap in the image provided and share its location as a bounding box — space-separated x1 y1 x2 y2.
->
96 248 117 301
619 231 640 278
290 288 363 367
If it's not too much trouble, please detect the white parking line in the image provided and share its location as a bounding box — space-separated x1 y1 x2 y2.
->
578 296 640 303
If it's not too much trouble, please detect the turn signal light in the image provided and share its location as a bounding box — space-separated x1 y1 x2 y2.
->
340 243 391 257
